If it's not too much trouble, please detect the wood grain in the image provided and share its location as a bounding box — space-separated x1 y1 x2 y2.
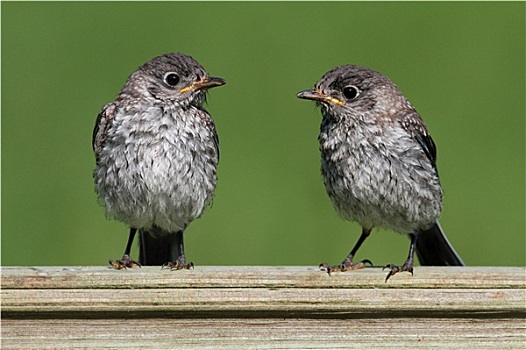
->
2 266 525 349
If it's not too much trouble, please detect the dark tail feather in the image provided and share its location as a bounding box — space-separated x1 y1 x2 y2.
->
416 222 465 266
138 228 179 266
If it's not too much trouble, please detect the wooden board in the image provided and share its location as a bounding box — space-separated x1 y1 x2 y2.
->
2 266 525 349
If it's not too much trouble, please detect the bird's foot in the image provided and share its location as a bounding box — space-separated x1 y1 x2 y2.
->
109 254 141 270
319 257 373 276
162 256 194 271
383 261 413 282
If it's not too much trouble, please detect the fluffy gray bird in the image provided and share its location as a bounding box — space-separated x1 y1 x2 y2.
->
297 64 464 281
93 53 225 269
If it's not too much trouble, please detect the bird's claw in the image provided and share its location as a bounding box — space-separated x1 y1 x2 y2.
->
382 263 413 282
162 257 194 271
319 258 373 276
109 254 141 270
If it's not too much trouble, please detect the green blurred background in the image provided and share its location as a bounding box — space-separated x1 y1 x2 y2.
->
2 2 524 267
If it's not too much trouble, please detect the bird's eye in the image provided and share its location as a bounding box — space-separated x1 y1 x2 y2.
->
163 73 180 87
342 85 360 100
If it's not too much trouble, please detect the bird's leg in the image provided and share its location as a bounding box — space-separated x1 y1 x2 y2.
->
383 233 417 282
319 228 373 275
162 231 194 270
109 227 141 269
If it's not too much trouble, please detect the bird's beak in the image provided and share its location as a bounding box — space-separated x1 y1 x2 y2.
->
296 89 344 106
179 76 226 93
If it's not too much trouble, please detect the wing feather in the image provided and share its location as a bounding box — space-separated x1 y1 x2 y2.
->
92 103 117 159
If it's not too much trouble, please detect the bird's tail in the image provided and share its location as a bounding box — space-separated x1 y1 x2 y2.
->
416 222 465 266
138 228 179 266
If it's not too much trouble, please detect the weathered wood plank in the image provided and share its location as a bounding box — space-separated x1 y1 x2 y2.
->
2 266 525 349
2 266 525 318
2 318 525 349
2 266 525 289
2 288 524 318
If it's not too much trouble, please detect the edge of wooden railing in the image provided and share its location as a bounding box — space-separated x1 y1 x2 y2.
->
2 265 525 289
2 266 525 319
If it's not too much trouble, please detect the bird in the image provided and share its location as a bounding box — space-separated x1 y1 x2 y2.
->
92 53 225 270
296 64 464 281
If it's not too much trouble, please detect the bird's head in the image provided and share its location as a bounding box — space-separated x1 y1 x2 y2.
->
297 64 409 123
123 52 226 108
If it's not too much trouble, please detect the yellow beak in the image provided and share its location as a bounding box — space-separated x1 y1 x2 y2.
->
296 89 344 106
179 76 226 93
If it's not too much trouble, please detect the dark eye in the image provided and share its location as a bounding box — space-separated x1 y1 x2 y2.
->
164 73 180 87
343 85 360 100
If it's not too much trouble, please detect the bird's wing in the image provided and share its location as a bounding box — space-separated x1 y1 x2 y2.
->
93 103 117 157
209 118 220 163
198 106 220 163
400 112 437 167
